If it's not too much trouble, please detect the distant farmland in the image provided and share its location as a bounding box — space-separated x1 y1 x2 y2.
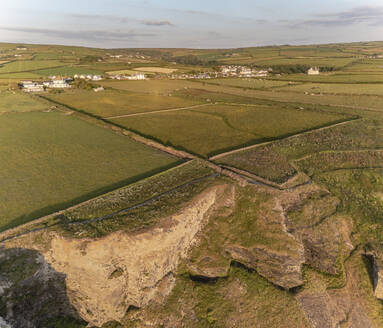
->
0 111 179 230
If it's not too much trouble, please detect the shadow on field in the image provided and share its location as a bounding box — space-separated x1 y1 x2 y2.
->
1 160 184 233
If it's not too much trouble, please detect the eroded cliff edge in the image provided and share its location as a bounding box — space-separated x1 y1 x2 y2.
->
1 176 383 328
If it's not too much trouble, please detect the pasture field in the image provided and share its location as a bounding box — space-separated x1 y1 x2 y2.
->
0 91 48 113
133 66 178 73
0 60 64 73
182 81 383 114
45 89 202 118
204 78 297 89
271 73 383 83
34 66 103 76
216 118 383 183
111 103 347 157
250 57 356 68
274 82 383 96
0 111 179 230
99 79 198 94
0 72 42 80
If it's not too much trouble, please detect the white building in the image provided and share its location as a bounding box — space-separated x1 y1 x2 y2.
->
308 67 320 75
20 81 44 92
127 73 146 80
51 79 71 88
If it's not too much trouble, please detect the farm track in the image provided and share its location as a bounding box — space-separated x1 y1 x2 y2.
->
104 103 212 119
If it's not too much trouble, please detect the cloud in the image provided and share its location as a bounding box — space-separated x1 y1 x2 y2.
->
70 14 174 27
291 5 383 28
0 26 156 41
140 20 173 26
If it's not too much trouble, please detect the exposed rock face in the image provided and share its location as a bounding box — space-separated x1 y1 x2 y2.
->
297 254 373 328
42 184 229 327
365 246 383 300
226 245 304 289
0 248 83 328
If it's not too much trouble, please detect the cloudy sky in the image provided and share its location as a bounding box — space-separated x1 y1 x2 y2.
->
1 0 383 48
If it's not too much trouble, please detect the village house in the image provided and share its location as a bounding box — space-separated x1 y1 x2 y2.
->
308 67 320 75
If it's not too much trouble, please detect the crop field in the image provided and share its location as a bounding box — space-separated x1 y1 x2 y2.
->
0 91 48 113
105 69 142 75
111 103 347 157
274 82 383 96
45 89 202 118
133 66 178 73
216 119 383 183
0 60 64 73
0 111 178 230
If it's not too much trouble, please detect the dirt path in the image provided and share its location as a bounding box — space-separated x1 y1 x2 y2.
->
209 118 360 161
104 103 212 119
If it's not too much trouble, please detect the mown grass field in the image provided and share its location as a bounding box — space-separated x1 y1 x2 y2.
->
111 103 347 157
45 89 202 118
0 111 179 231
0 91 48 113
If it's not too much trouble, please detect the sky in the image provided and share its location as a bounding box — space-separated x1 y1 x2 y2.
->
1 0 383 48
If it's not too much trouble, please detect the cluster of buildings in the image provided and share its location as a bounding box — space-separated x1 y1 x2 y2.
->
73 74 103 81
107 73 146 80
220 66 269 78
19 78 72 92
168 66 269 80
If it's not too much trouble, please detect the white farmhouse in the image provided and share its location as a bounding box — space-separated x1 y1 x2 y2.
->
308 67 320 75
20 81 44 92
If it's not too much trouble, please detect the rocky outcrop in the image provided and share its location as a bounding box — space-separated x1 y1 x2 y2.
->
364 245 383 300
40 184 230 327
226 245 304 289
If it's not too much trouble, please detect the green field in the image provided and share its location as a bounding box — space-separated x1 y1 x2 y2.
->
0 60 64 73
45 89 202 118
99 79 198 94
216 119 382 183
34 66 103 76
275 82 383 96
0 111 179 230
204 78 295 89
0 91 48 113
111 103 347 157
